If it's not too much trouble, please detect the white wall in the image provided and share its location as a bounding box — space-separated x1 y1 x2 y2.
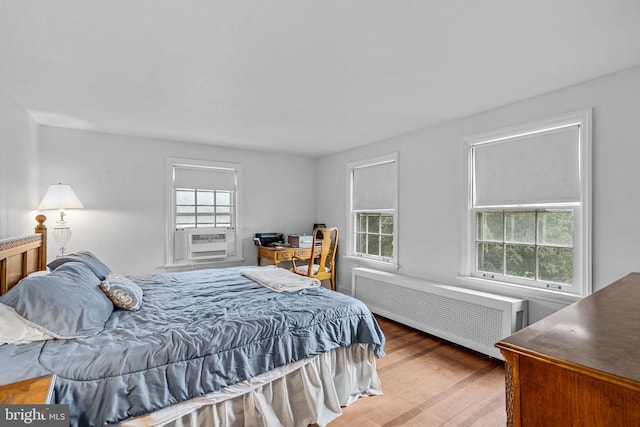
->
38 126 318 275
10 65 640 322
0 84 39 238
317 65 640 323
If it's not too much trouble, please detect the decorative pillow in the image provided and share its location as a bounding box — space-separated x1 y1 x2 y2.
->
47 251 111 281
0 262 114 338
0 303 55 345
99 273 143 311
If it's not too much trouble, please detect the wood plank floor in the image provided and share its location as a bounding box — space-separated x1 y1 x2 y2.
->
330 316 507 427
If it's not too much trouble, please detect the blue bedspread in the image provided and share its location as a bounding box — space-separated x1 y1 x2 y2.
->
1 267 385 426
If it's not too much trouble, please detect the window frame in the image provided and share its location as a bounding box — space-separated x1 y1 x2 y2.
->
165 157 243 267
461 109 592 301
346 153 399 267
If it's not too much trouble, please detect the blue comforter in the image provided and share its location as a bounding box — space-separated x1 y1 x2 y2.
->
1 267 385 426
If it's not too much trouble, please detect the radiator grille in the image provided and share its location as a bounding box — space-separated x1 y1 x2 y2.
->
352 268 527 359
355 277 504 347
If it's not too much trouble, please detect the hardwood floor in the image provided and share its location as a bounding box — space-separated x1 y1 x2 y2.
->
331 316 507 427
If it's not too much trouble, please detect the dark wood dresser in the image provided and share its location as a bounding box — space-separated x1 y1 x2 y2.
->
496 273 640 426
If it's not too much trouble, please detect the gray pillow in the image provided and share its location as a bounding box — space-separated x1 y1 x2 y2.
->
99 273 143 311
0 262 114 338
47 251 111 281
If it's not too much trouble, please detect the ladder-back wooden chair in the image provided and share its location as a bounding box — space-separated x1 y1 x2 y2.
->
291 227 338 291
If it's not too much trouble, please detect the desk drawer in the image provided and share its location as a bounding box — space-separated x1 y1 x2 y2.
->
294 248 312 259
276 249 295 261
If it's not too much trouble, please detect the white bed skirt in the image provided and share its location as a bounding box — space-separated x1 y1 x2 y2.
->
121 344 382 427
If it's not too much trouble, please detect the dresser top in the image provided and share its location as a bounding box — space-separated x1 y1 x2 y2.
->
497 272 640 384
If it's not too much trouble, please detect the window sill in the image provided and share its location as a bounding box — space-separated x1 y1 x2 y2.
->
456 275 583 305
343 255 398 273
165 257 246 271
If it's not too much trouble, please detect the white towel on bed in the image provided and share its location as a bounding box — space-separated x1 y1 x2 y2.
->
240 265 321 292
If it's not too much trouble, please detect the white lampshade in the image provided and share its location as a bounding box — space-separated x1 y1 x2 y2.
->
38 184 84 210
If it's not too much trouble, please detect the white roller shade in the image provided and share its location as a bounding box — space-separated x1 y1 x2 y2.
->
473 125 580 207
352 160 396 211
174 165 236 191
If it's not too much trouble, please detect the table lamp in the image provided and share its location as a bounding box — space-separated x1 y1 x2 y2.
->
38 183 84 256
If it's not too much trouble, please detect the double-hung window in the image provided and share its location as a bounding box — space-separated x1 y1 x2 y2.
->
464 109 591 298
348 153 398 265
166 158 242 266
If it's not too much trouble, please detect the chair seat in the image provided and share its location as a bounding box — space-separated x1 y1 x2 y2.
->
293 264 330 275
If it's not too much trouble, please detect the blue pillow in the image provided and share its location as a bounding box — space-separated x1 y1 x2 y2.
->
0 262 114 338
47 251 111 281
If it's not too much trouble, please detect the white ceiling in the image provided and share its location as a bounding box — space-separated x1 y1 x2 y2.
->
2 1 640 157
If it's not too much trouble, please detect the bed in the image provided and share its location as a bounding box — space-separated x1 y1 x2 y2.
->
0 217 385 426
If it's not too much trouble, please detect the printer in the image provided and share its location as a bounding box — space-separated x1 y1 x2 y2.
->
254 233 285 247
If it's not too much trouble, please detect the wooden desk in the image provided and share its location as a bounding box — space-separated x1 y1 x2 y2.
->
0 374 55 404
496 273 640 426
257 246 318 267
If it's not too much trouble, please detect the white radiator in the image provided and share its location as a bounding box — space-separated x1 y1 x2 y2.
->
352 268 527 360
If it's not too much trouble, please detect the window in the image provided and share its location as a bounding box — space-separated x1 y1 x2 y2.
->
166 158 242 266
348 153 398 264
476 209 574 285
463 110 591 297
175 189 234 229
356 213 394 258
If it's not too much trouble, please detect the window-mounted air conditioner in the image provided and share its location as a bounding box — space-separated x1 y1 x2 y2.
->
187 228 228 260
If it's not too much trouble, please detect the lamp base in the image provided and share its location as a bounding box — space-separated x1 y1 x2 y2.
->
53 226 72 257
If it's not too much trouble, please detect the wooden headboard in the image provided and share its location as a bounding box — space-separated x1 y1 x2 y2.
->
0 215 47 295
